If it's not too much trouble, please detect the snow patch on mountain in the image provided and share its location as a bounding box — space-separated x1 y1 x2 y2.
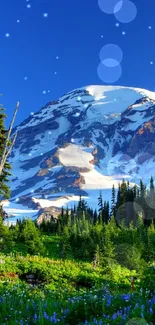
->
58 144 94 169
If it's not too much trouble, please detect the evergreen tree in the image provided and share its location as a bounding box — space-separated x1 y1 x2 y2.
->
77 195 84 217
93 209 98 225
0 217 14 250
81 198 87 212
111 184 116 217
0 104 12 202
61 206 64 218
20 219 45 255
77 195 82 210
100 223 115 267
147 176 155 225
115 180 127 226
150 176 154 191
98 191 103 224
61 225 72 259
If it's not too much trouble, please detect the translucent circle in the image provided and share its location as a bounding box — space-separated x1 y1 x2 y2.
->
99 44 123 63
114 242 141 269
133 202 145 220
115 202 143 226
114 0 137 23
145 194 155 215
97 60 122 83
98 0 122 14
144 182 155 215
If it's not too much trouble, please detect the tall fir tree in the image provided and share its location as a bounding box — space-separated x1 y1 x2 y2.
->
111 184 116 217
0 103 12 205
98 191 103 224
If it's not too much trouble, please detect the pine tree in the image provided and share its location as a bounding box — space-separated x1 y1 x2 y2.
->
93 209 98 225
61 206 64 218
0 104 12 202
147 176 155 225
98 191 103 224
150 176 154 191
0 216 14 250
77 195 83 217
81 198 87 212
100 223 115 267
111 184 116 217
115 180 127 226
0 99 19 217
139 179 146 201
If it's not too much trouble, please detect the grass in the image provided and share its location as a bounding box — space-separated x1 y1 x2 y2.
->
4 235 63 259
0 235 155 325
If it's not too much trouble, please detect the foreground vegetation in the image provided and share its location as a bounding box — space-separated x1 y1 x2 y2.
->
0 243 155 325
0 213 155 324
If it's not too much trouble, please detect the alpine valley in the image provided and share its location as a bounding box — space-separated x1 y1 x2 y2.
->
4 85 155 219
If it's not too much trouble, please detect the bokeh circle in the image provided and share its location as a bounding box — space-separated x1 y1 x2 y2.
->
133 201 145 220
99 44 123 64
114 0 137 23
97 60 122 83
98 0 122 14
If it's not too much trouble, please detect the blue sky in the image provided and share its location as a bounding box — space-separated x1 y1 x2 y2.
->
0 0 155 127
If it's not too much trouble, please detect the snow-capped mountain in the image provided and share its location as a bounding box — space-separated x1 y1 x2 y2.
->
5 85 155 213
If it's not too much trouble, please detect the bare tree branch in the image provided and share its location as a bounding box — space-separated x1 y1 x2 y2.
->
0 102 19 176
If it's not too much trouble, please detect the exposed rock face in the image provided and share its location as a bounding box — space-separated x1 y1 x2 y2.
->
7 85 155 209
17 197 41 209
36 206 63 225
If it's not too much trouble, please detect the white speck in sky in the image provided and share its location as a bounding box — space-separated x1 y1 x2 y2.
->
101 35 103 38
42 90 46 94
56 56 59 59
5 33 10 37
48 90 50 93
17 20 20 23
27 4 31 8
150 61 153 65
54 72 57 75
31 112 34 115
148 26 152 29
116 23 119 27
43 13 48 18
122 31 126 35
24 77 28 80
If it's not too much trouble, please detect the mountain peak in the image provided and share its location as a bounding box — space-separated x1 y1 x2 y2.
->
6 85 155 216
